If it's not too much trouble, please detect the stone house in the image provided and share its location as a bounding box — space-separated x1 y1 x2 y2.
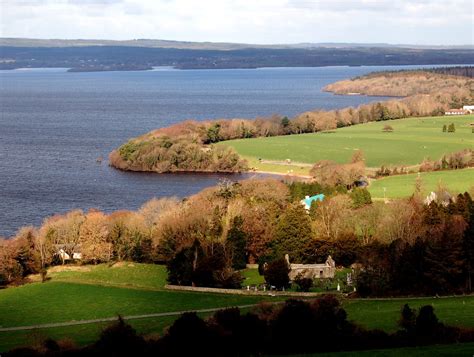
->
285 254 336 280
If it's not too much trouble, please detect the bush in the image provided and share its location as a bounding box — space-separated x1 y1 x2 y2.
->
263 258 290 289
95 316 145 356
293 273 313 292
350 187 372 208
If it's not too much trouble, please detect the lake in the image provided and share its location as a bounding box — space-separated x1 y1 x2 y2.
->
0 65 438 236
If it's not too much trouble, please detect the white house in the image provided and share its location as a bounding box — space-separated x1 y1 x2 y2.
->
445 109 468 116
462 105 474 113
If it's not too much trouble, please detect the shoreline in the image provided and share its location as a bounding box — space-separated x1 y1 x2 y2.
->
251 169 312 179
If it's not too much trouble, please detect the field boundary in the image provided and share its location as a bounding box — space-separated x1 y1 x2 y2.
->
165 284 327 297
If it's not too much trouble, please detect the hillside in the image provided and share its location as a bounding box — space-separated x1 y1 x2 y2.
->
369 168 474 199
221 115 474 168
1 44 473 71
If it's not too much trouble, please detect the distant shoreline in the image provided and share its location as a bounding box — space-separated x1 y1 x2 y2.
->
1 63 471 74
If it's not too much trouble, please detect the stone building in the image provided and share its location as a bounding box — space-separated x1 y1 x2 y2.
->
285 254 336 280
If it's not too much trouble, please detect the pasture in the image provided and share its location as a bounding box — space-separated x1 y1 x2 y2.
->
368 168 474 199
1 263 474 352
220 115 474 169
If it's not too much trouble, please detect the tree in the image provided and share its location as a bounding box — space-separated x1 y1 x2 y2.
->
226 216 247 269
350 187 372 208
313 195 352 242
447 123 456 133
42 210 85 265
351 149 365 164
310 160 365 189
398 304 416 332
382 124 394 132
13 227 41 275
206 123 221 143
272 203 313 262
442 124 447 132
166 240 202 286
264 258 290 289
0 239 23 285
79 211 111 264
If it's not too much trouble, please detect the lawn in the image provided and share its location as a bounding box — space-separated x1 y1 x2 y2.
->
368 168 474 199
43 262 168 290
219 115 474 169
2 264 474 352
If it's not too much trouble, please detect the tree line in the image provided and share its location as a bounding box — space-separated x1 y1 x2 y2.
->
428 66 474 78
5 296 474 356
1 177 473 296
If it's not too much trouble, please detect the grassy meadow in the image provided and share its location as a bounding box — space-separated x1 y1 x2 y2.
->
1 263 474 352
368 168 474 199
220 115 473 169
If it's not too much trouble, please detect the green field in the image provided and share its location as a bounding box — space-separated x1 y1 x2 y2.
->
220 115 474 169
369 168 474 199
1 264 474 352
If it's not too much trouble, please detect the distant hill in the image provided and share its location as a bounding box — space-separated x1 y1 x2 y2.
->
1 38 473 50
1 38 473 71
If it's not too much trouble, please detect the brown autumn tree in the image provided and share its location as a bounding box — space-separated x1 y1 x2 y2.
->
41 210 85 264
79 211 112 263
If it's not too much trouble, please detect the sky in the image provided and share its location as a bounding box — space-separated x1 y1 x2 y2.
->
1 0 473 45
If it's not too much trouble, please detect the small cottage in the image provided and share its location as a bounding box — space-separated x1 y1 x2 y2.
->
285 254 336 280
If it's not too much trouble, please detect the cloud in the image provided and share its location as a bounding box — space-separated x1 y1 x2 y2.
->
0 0 472 45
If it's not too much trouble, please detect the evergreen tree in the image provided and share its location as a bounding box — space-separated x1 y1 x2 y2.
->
461 193 474 291
272 203 313 262
424 221 465 293
350 187 372 208
166 240 202 286
226 216 247 270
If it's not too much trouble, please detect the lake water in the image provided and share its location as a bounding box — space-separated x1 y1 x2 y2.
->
0 65 438 236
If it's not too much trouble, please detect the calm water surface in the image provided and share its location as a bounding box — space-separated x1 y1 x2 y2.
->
0 65 437 236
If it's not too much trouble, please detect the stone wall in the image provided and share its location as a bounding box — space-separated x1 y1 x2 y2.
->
165 284 328 297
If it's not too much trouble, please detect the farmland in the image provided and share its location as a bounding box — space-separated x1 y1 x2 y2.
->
369 168 474 199
1 263 474 352
220 115 474 169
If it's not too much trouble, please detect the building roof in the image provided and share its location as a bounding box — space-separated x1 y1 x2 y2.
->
301 194 325 209
445 109 468 113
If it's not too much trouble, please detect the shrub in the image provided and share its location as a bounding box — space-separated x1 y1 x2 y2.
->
350 187 372 208
263 258 290 289
293 273 313 292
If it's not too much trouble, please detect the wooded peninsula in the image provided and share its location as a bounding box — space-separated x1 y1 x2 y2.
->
109 67 473 175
